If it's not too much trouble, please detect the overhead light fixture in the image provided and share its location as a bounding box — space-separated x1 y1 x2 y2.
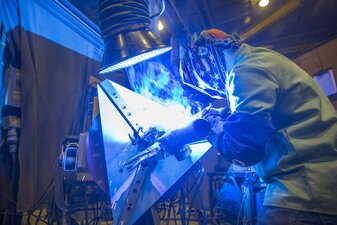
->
98 0 171 74
259 0 270 7
158 20 164 31
244 16 252 25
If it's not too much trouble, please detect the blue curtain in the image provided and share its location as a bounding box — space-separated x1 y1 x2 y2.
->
0 0 107 214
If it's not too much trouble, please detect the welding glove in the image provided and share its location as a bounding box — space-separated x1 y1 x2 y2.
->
201 107 231 121
201 107 230 149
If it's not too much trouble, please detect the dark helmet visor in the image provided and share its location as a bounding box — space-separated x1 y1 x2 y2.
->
179 45 227 99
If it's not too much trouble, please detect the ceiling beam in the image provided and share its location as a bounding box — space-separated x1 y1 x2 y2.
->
276 42 320 54
201 0 214 27
252 28 332 46
168 0 191 35
213 11 250 28
194 0 207 29
241 0 303 41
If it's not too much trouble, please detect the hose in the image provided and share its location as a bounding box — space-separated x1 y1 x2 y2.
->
98 0 151 40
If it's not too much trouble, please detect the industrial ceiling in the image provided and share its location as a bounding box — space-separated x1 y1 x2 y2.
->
68 0 337 59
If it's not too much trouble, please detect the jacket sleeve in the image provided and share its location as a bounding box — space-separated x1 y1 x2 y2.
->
219 67 278 166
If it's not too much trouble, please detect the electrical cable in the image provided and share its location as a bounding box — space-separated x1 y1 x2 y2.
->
211 173 242 225
91 201 96 225
28 199 52 224
47 189 56 224
27 180 54 224
156 163 208 225
53 158 86 212
150 0 165 18
95 200 100 225
237 184 247 225
29 180 54 211
1 179 53 224
34 210 43 225
187 170 204 225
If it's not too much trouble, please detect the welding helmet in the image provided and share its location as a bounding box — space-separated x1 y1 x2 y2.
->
180 29 240 99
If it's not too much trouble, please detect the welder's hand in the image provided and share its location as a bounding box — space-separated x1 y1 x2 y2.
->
201 107 230 123
201 107 230 148
206 115 225 148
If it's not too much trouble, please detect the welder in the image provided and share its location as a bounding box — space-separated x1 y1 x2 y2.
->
180 29 337 225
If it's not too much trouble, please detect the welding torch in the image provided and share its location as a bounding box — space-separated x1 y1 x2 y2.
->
121 118 211 170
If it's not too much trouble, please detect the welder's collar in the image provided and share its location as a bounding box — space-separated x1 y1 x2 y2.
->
224 43 252 73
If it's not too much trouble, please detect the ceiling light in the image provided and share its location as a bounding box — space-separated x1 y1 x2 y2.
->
158 20 164 31
259 0 269 7
244 16 252 25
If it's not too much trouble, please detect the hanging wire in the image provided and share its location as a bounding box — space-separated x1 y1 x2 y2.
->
150 0 166 18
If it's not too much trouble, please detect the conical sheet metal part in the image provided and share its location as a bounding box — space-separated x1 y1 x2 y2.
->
97 79 211 224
